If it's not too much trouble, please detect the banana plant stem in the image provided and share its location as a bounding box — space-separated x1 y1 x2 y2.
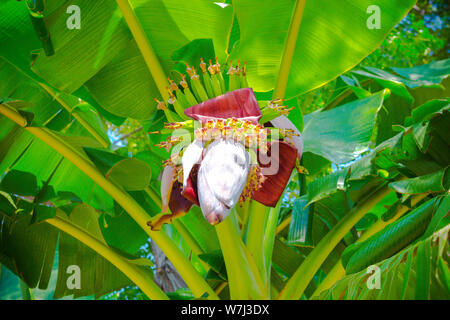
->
310 193 429 298
47 216 168 300
216 214 267 299
245 201 268 285
214 281 227 295
0 103 27 126
273 0 307 100
278 184 392 300
0 103 218 300
263 201 282 297
172 220 205 257
309 260 345 299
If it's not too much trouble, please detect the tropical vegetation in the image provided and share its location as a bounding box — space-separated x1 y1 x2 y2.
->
0 0 448 300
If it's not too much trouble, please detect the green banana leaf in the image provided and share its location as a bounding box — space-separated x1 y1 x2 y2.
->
315 224 450 300
231 0 416 98
302 90 386 164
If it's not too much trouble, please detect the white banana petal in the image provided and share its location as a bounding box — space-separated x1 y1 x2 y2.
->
181 139 204 189
160 165 175 213
198 139 250 224
204 139 250 208
197 165 230 224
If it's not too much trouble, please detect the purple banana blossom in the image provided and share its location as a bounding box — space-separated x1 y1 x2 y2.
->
159 88 303 226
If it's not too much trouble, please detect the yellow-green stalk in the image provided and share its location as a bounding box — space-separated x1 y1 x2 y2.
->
199 58 214 98
228 61 241 92
154 98 181 123
213 57 226 93
216 213 268 299
167 89 189 121
179 75 199 106
207 59 224 96
240 62 249 88
273 0 307 100
186 65 209 102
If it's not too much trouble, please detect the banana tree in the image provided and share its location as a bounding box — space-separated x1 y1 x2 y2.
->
0 0 449 300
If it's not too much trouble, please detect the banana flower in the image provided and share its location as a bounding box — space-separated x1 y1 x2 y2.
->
152 61 303 228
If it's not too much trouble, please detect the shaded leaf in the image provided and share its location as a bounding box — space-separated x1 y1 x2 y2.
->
287 196 314 247
99 212 149 256
0 211 58 290
0 170 38 196
302 91 385 164
106 158 152 191
389 167 449 195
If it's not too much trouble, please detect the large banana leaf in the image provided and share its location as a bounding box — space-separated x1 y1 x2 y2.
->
0 58 68 126
0 55 114 214
230 0 416 98
342 198 441 275
389 167 449 195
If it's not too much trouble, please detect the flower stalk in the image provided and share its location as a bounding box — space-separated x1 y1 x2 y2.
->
263 200 283 295
245 201 269 285
215 212 268 299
